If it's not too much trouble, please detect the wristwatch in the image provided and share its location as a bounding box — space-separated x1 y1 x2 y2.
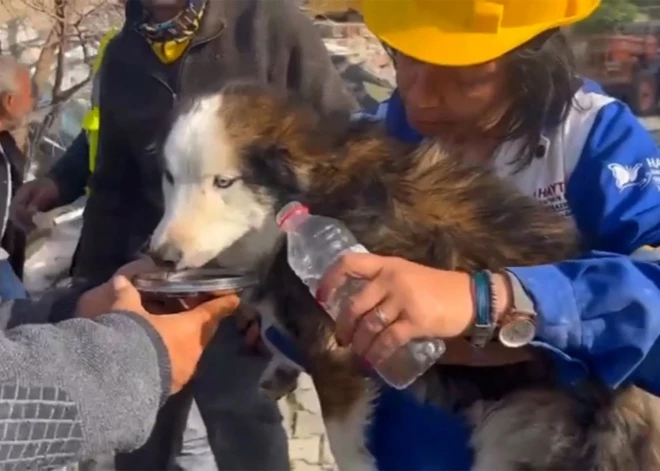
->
497 273 537 348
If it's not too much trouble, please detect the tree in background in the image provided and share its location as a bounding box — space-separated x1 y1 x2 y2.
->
632 0 660 20
574 0 640 34
0 0 122 173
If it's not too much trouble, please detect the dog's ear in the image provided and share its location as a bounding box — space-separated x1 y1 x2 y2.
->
243 144 301 199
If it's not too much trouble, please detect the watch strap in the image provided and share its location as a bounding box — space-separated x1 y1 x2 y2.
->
505 272 536 318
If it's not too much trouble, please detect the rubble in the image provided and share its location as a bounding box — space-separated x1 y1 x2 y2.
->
317 20 395 110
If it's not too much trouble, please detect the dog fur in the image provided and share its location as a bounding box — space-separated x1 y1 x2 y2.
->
150 81 660 471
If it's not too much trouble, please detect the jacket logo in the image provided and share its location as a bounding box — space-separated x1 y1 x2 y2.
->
608 163 650 190
532 181 571 217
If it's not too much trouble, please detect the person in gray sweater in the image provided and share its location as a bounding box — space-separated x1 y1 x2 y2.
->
0 259 239 470
0 55 242 470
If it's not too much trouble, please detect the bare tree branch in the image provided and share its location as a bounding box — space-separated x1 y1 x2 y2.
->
1 0 120 170
51 0 69 99
55 75 89 103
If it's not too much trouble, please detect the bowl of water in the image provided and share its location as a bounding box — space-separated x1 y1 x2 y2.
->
133 267 258 297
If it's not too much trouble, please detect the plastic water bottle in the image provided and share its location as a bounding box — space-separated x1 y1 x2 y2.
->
275 201 446 389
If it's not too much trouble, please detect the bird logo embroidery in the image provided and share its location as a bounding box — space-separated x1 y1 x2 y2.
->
608 163 650 190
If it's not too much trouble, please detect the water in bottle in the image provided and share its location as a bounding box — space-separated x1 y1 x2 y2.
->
275 201 446 389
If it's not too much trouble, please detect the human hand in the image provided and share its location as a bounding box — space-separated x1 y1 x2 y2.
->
76 258 159 318
77 261 240 394
143 294 267 355
10 177 61 232
316 253 523 368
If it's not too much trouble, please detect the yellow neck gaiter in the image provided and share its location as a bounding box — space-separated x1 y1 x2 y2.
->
150 39 191 64
136 0 207 64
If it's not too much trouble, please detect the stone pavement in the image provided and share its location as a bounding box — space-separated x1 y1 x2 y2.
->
278 374 337 471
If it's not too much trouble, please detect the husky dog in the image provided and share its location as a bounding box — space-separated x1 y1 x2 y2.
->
149 81 660 471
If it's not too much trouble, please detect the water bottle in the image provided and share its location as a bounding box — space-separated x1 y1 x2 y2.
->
275 201 446 389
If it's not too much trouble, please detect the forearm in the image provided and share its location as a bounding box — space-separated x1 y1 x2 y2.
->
0 298 52 329
47 132 90 206
507 252 660 390
0 312 168 468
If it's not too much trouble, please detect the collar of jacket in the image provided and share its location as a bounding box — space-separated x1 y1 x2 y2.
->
384 90 424 144
125 0 225 48
0 131 25 178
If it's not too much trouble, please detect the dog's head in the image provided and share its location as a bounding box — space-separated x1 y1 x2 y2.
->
149 81 336 270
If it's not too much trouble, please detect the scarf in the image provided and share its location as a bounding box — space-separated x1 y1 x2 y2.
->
135 0 207 64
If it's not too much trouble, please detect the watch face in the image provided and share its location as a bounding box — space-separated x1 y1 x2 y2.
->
499 318 536 348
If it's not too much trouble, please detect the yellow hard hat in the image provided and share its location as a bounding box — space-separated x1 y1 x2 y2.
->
362 0 600 66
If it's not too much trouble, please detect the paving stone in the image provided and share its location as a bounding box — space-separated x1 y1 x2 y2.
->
295 387 323 415
289 436 322 463
294 410 327 438
278 398 294 438
297 373 315 391
321 435 335 464
291 459 324 471
283 376 334 470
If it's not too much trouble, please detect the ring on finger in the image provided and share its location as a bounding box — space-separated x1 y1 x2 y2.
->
364 305 391 333
351 304 397 356
374 306 389 326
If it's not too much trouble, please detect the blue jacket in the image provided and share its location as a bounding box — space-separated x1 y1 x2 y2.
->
369 81 660 470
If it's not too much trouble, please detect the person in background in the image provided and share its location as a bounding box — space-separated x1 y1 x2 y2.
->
14 0 358 470
10 30 119 236
310 0 660 469
0 56 34 288
10 134 86 233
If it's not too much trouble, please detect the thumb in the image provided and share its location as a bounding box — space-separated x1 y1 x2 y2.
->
26 202 40 214
112 275 132 291
111 275 143 309
188 294 240 345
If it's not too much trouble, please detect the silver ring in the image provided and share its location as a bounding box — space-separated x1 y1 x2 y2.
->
373 306 389 326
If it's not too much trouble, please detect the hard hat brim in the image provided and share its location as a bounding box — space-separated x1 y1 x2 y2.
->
363 1 599 66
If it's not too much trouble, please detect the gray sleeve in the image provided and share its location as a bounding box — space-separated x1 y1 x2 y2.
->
0 310 169 470
273 1 359 115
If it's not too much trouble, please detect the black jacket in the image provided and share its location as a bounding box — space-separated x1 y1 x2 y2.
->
0 131 27 279
47 132 89 207
72 0 357 284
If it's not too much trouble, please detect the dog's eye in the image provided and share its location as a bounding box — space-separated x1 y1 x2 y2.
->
164 169 174 185
213 176 237 189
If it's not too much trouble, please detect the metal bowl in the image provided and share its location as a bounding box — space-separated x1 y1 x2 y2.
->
133 267 258 297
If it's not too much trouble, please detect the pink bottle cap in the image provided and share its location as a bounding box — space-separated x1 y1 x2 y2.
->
276 201 309 230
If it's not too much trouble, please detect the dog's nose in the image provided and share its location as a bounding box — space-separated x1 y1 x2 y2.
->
149 243 183 268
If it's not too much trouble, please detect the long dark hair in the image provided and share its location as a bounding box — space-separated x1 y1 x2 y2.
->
382 28 579 171
500 29 580 171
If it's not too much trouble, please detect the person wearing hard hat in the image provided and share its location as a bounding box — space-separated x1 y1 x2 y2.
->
315 0 660 469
